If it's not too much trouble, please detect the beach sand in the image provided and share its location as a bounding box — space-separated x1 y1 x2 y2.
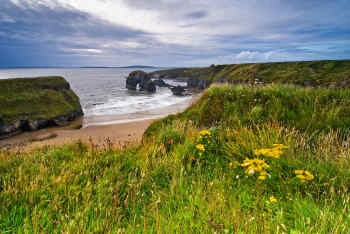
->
0 94 199 151
0 118 156 151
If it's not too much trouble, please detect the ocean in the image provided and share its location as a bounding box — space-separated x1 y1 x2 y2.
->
0 68 191 127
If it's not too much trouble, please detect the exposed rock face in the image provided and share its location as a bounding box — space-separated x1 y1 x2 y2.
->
0 76 83 140
26 119 49 131
170 86 187 96
0 111 83 140
187 78 211 90
153 79 171 87
126 70 156 93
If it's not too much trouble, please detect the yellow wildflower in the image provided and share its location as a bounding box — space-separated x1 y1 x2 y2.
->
269 196 277 203
258 175 266 180
260 171 268 176
254 144 287 159
241 158 270 176
229 162 233 167
294 170 304 175
295 170 314 182
304 170 314 180
199 130 211 136
273 144 288 149
190 157 196 161
196 144 205 151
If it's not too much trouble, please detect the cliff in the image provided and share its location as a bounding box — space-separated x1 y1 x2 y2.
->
150 60 350 88
0 76 83 139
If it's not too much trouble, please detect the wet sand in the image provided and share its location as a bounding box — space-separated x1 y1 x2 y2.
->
0 94 199 151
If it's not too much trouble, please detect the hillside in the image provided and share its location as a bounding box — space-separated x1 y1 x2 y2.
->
150 60 350 88
0 76 83 138
1 84 350 232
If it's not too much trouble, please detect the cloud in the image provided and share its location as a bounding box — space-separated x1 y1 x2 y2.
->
186 10 208 19
0 0 349 67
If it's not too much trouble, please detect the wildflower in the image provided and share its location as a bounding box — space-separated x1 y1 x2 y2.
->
260 171 268 176
241 158 270 177
258 175 266 180
196 144 205 151
295 170 314 182
229 162 233 167
269 196 277 203
273 144 288 149
294 170 304 175
235 175 240 179
254 144 287 159
199 130 211 136
304 170 314 180
190 157 196 161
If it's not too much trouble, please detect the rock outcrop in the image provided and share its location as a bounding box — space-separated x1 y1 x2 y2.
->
0 76 83 140
126 70 156 93
153 79 171 87
170 85 189 96
187 78 211 90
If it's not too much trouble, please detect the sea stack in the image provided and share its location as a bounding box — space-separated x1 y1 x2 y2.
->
126 70 156 93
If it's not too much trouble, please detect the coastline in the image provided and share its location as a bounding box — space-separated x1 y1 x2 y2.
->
0 94 199 151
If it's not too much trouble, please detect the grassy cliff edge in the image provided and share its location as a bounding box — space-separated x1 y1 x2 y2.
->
0 76 83 138
151 60 350 88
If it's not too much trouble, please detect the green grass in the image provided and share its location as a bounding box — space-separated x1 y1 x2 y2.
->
1 85 350 233
0 77 82 124
145 84 350 138
151 60 350 87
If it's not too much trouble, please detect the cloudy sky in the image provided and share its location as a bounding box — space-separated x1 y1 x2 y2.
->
1 0 349 67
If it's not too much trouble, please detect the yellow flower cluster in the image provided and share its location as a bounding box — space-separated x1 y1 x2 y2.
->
199 130 211 136
269 196 277 203
295 170 314 182
196 144 205 152
253 144 287 159
241 158 270 180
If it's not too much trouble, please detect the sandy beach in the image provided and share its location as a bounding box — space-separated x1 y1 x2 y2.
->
0 118 156 151
0 94 199 151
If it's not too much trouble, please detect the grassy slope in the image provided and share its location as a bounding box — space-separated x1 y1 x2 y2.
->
0 77 82 124
151 60 350 86
1 85 350 233
145 84 350 137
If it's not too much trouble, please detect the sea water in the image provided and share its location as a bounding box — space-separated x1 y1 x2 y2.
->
0 68 191 126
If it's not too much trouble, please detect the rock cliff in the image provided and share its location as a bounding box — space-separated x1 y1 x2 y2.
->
126 70 156 92
0 76 83 139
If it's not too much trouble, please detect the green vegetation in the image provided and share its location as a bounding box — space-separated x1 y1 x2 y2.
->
145 84 350 137
152 60 350 87
0 77 82 124
1 84 350 233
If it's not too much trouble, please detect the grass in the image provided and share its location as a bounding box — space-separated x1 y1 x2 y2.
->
151 60 350 87
1 84 350 233
0 77 82 124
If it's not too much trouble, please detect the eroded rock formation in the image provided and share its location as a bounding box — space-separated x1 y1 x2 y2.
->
126 70 156 93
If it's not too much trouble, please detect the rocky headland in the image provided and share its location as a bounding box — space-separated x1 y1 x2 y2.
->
0 76 83 139
148 60 350 89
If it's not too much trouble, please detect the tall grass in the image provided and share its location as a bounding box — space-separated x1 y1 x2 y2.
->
1 85 350 233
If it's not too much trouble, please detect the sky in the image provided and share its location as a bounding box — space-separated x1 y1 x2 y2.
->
0 0 349 67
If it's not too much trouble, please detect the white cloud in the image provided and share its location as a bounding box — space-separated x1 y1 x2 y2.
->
70 48 103 54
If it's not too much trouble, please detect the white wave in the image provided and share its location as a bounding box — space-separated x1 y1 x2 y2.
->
85 88 192 117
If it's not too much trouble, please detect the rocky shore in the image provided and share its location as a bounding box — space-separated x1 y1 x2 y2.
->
0 76 83 140
126 70 211 96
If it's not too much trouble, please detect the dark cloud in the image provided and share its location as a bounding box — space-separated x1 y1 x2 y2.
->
0 0 150 67
186 10 208 19
0 0 349 67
